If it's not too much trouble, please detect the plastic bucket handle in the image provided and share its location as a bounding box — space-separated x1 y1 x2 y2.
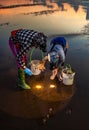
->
29 47 44 63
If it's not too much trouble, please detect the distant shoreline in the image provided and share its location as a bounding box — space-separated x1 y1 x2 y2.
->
48 33 86 38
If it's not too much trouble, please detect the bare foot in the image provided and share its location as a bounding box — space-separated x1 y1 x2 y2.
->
58 75 63 81
50 75 55 80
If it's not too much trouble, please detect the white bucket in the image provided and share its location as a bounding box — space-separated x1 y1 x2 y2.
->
62 69 75 85
31 60 41 75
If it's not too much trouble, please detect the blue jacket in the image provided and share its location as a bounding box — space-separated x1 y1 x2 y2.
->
49 37 67 69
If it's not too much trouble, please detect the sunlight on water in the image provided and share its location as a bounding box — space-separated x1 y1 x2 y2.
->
0 0 89 36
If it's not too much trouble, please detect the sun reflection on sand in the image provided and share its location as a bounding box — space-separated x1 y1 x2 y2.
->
0 68 76 119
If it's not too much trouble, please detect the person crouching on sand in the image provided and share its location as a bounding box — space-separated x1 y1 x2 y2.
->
41 36 68 81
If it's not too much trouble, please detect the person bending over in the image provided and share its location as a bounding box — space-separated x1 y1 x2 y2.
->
9 29 47 89
42 36 68 81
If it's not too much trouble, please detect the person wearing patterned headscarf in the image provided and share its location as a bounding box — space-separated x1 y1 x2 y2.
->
9 29 47 89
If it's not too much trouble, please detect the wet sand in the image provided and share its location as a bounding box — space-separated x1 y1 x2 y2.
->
0 34 89 130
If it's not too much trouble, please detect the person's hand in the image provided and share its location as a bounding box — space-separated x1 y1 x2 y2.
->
39 56 48 71
39 62 45 71
50 68 58 80
24 68 33 76
42 56 48 61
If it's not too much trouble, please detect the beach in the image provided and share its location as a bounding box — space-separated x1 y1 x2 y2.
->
0 33 89 129
0 0 89 129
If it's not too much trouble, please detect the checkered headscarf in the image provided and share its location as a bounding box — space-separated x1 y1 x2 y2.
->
11 29 47 68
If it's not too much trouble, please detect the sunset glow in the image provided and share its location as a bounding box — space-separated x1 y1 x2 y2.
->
50 84 56 88
35 85 42 89
0 1 89 35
